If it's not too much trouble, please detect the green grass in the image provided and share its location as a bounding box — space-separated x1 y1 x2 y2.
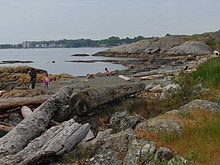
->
192 56 220 87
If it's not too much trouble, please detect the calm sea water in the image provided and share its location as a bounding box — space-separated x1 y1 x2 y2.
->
0 48 127 76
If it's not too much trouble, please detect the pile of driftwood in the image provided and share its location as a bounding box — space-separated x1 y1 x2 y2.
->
0 82 145 164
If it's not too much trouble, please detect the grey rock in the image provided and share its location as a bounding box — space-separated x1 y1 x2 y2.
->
140 141 157 164
168 41 212 55
96 129 113 139
136 118 183 135
123 139 145 165
178 99 220 112
168 156 188 165
109 111 142 132
97 36 181 56
155 147 174 162
86 128 137 164
160 83 180 99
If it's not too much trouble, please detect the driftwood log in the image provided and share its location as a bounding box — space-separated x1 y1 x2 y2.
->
0 119 90 165
0 86 74 157
0 82 146 163
0 95 50 114
53 82 146 121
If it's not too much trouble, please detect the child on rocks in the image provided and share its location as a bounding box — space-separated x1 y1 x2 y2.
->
105 68 110 76
43 72 50 89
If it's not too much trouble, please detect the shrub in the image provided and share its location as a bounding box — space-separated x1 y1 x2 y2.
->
168 72 203 104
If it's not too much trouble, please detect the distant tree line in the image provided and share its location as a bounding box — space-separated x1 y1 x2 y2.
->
0 44 22 49
0 36 147 49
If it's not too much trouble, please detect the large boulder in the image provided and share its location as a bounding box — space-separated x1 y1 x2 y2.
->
85 128 157 165
109 111 143 132
135 118 183 135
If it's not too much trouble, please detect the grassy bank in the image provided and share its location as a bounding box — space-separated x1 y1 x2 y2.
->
192 56 220 87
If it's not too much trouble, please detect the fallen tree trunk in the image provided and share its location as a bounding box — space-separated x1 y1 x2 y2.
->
0 119 90 165
0 86 74 157
54 82 146 121
0 95 50 114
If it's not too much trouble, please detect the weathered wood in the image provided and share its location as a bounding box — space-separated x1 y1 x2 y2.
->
0 119 90 165
0 86 74 157
0 95 50 114
21 106 60 126
0 121 14 132
54 82 146 121
71 82 146 116
21 106 32 118
118 75 131 81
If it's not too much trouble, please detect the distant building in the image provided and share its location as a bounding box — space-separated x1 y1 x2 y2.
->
22 41 31 48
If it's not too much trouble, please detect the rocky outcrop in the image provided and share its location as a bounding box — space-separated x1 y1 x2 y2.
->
167 41 213 55
94 36 182 57
83 99 219 164
0 66 75 95
94 36 213 58
136 99 220 136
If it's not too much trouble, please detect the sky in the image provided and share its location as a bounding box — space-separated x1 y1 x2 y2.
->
0 0 220 44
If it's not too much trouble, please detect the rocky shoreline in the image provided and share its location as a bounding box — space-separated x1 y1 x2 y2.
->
0 33 219 164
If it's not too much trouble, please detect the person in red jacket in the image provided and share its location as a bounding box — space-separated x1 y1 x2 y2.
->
105 68 110 76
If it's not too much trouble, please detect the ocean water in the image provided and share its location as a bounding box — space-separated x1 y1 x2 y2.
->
0 48 127 76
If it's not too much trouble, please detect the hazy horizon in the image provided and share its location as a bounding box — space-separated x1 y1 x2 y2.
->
1 0 220 44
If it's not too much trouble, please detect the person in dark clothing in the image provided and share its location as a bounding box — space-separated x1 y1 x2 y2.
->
29 68 37 89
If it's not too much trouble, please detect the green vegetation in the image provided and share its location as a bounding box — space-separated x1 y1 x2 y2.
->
0 35 147 49
168 71 203 105
181 30 220 50
205 37 217 49
192 56 220 87
162 112 220 164
0 44 21 49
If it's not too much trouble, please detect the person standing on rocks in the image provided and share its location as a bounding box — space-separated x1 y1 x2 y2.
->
29 68 37 89
105 68 110 76
43 72 50 89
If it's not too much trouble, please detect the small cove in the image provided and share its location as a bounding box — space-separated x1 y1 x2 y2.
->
0 48 128 76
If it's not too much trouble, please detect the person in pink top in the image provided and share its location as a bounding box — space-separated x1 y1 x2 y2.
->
43 72 50 89
105 68 110 76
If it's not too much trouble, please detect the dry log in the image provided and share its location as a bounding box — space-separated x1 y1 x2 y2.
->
0 119 90 165
21 106 60 126
21 106 32 118
0 95 50 114
53 82 146 121
0 121 14 132
0 86 74 157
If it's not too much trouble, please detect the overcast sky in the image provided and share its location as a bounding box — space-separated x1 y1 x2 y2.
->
0 0 220 44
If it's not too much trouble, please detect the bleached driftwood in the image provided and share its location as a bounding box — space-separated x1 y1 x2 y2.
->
118 75 131 81
21 106 32 118
0 119 90 165
0 86 74 157
0 95 50 114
